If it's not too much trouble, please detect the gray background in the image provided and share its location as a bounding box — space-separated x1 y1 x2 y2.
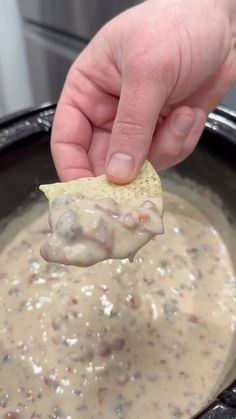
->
0 0 235 118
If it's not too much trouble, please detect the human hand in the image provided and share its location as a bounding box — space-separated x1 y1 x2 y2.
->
51 0 236 184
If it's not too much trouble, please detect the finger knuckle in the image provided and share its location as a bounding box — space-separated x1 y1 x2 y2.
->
113 120 146 147
128 45 173 83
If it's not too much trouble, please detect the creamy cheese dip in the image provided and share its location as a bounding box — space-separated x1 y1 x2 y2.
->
41 195 164 267
0 190 235 419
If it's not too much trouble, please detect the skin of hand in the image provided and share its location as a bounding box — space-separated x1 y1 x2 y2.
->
51 0 236 184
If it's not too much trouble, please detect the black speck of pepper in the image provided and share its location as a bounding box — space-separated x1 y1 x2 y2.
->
3 354 11 363
43 375 60 391
133 371 142 380
51 315 64 331
163 299 179 318
112 338 125 352
77 404 88 412
187 314 199 325
143 277 155 286
98 340 112 357
171 406 183 418
126 294 141 309
156 288 166 297
48 407 64 418
160 259 168 268
186 247 200 258
147 373 159 382
192 269 203 280
169 341 186 359
201 351 210 357
0 393 9 408
114 403 125 418
8 287 20 296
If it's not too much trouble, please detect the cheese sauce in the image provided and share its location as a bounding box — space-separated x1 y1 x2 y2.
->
41 195 164 267
0 191 235 419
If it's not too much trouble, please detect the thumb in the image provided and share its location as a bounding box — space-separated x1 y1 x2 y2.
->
105 69 166 184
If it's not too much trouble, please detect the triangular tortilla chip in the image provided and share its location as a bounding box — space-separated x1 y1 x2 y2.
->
40 161 162 206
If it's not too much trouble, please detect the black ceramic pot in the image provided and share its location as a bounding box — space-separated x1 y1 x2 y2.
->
0 104 236 419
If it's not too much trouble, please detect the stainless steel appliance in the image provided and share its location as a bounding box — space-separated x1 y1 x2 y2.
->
17 0 142 107
18 0 236 111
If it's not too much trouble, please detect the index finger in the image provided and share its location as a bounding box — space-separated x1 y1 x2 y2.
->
51 93 93 182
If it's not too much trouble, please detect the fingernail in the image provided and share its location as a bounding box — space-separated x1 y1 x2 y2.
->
173 114 195 135
107 153 134 179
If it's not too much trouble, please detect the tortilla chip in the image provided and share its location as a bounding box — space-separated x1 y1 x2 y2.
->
40 160 162 204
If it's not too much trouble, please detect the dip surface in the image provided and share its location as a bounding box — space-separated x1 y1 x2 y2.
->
0 190 235 419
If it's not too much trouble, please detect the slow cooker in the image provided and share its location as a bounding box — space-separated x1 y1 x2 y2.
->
0 104 236 418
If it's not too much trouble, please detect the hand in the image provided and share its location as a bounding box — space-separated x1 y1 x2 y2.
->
51 0 236 184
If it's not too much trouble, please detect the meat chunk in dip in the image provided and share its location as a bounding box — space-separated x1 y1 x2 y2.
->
41 194 164 267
